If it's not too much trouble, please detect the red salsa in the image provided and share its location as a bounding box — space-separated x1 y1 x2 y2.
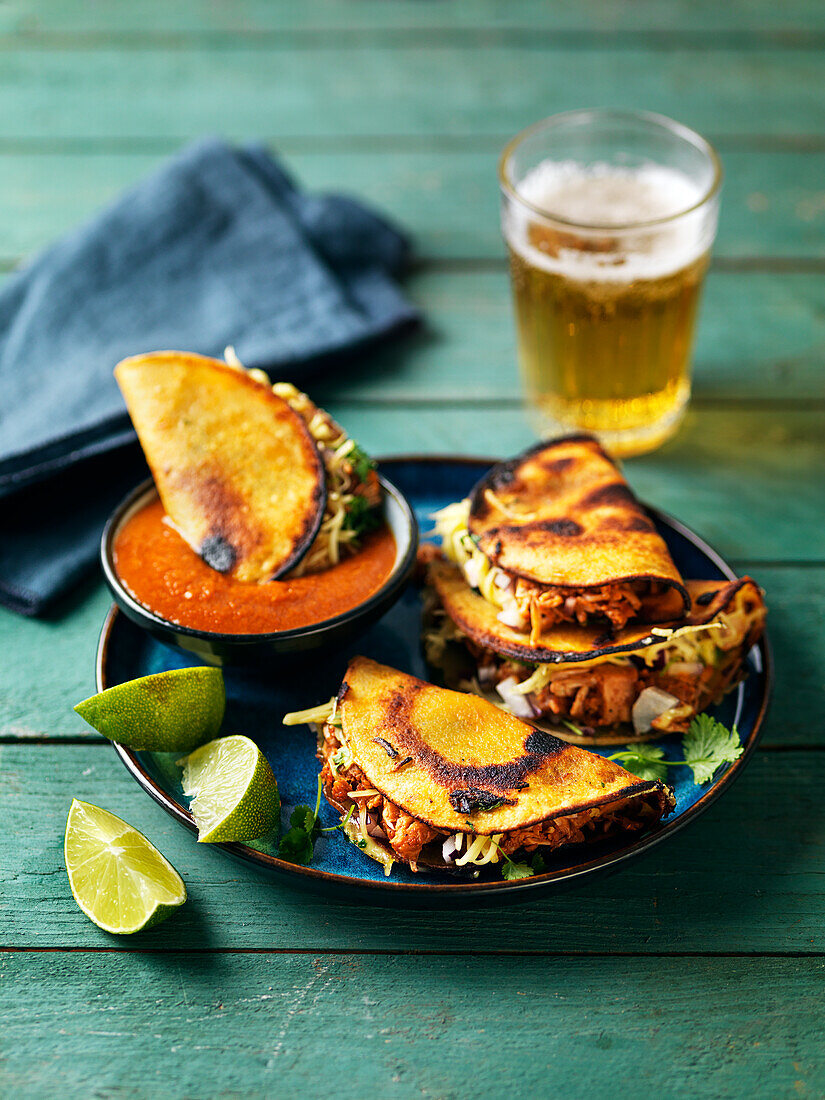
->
114 498 397 634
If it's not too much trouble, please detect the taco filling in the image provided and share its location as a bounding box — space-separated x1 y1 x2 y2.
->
425 562 766 741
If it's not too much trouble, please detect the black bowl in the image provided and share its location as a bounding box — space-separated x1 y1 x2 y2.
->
100 474 418 666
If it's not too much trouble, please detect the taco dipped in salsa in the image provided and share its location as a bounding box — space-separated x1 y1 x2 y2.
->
113 351 393 634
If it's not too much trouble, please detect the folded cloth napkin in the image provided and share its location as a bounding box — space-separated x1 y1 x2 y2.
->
0 138 418 616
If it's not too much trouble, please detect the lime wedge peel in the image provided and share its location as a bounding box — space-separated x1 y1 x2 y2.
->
74 666 225 752
65 799 186 935
180 735 280 844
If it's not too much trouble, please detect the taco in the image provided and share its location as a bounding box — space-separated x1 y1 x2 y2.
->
433 435 689 644
425 560 766 744
284 657 674 876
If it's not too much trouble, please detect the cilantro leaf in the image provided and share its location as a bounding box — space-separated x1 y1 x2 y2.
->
681 713 743 785
278 824 316 865
502 860 534 881
530 853 547 875
343 495 381 538
607 743 669 783
348 442 375 485
290 805 321 839
278 780 355 866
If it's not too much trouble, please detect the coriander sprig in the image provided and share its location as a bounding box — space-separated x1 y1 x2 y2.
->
607 713 743 786
500 850 547 881
278 775 354 865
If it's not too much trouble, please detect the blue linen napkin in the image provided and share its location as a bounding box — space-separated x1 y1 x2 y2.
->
0 139 418 616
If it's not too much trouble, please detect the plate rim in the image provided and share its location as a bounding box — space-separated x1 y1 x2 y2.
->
100 453 774 902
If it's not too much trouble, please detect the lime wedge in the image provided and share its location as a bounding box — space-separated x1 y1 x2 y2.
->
180 735 280 843
64 799 186 934
74 667 225 752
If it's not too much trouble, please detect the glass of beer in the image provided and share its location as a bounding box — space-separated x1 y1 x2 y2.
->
500 109 721 456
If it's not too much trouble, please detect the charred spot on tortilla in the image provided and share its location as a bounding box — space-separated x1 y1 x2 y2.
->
199 534 237 574
541 518 584 537
695 590 717 607
541 456 575 476
449 788 516 814
524 729 565 756
578 481 637 511
373 737 399 759
114 351 326 584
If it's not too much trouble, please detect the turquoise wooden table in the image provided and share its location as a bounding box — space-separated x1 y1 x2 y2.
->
2 3 825 1096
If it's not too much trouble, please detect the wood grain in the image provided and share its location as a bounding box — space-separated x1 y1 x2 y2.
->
1 951 823 1099
309 270 825 403
2 0 825 36
0 48 822 142
0 1 820 1091
0 150 823 263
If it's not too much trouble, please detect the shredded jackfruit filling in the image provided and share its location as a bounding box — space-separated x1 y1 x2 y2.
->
425 587 756 730
432 499 660 634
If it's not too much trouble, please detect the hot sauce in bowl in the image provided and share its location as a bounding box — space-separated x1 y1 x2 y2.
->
114 498 397 634
102 478 418 664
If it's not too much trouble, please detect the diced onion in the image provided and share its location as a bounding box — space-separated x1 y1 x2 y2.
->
496 607 525 629
666 661 704 677
496 677 537 718
442 836 460 863
463 556 485 590
631 687 681 734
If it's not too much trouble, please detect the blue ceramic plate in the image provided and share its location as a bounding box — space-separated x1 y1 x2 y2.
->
99 456 772 906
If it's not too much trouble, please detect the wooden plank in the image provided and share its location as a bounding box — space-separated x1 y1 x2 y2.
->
310 270 825 403
2 261 819 404
0 586 110 740
2 0 825 36
1 950 823 1099
0 561 816 744
3 746 825 954
0 49 822 141
0 150 824 263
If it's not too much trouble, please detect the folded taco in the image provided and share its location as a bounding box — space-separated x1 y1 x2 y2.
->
115 351 380 583
284 657 674 876
425 560 766 744
433 435 689 644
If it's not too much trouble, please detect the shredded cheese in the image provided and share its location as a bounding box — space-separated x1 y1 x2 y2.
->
432 500 515 614
454 832 503 866
282 697 337 727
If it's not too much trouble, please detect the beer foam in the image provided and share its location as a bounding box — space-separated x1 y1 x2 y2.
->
505 160 712 282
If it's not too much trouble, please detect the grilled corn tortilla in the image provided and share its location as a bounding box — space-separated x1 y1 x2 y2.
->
115 352 326 583
426 561 766 744
457 435 688 633
336 657 671 836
